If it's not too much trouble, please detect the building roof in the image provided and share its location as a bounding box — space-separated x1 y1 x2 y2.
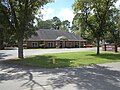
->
28 29 85 41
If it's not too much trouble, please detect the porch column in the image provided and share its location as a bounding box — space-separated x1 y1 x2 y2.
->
44 41 45 48
79 41 81 48
74 41 76 48
56 41 59 48
62 41 65 48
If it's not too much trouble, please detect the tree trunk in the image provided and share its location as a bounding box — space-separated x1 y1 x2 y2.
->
18 37 24 59
0 40 4 50
104 44 106 51
0 29 4 50
97 37 100 55
114 42 118 53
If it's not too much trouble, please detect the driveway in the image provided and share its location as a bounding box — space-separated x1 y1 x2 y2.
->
0 48 97 60
0 62 120 90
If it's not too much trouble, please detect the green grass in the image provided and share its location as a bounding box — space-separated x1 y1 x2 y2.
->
6 52 120 68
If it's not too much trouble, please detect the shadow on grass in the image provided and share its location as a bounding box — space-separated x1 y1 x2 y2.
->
88 53 120 60
5 55 75 68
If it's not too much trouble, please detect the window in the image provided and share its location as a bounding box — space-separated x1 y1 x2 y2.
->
32 42 38 48
48 42 54 48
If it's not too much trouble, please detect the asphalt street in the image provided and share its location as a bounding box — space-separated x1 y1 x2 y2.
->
0 48 97 60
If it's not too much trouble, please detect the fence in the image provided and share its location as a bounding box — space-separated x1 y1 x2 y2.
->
102 44 118 52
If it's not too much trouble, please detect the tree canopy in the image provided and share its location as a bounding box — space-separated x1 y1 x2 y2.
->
73 0 118 54
52 16 61 30
60 20 70 32
37 16 70 31
0 0 53 58
37 19 53 29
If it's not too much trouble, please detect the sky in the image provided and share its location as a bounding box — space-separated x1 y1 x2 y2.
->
41 0 120 25
41 0 74 24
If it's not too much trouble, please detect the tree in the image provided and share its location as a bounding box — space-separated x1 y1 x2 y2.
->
37 19 52 29
60 20 70 32
73 0 118 55
0 1 12 49
72 13 97 45
71 13 81 33
104 9 120 52
0 4 16 48
52 16 61 30
0 0 52 59
36 17 70 31
0 2 5 49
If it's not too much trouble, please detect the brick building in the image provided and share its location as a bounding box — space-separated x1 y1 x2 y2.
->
27 29 86 48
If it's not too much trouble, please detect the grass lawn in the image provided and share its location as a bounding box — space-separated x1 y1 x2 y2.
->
6 51 120 68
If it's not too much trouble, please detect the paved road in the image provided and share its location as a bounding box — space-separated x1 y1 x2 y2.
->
0 62 120 90
0 48 97 60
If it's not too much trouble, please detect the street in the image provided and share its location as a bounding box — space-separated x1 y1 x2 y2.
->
0 48 97 60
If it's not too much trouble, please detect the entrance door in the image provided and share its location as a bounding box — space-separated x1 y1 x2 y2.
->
32 42 38 48
48 42 54 48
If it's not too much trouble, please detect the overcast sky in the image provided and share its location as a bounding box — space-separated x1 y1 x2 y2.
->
41 0 120 25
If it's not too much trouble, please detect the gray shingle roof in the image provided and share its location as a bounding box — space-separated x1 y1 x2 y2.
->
28 29 85 41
